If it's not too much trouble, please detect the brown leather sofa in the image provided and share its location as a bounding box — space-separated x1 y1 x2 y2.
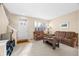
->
54 31 78 47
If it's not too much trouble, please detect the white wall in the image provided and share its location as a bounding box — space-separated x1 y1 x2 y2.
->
5 13 48 39
0 5 9 34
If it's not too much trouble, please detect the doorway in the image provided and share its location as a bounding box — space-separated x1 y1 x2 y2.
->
17 20 28 40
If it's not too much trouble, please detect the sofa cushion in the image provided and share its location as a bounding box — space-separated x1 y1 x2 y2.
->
55 31 65 39
65 32 76 39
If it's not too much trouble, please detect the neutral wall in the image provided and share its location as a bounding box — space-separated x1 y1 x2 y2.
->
49 10 78 34
6 13 48 39
0 5 9 34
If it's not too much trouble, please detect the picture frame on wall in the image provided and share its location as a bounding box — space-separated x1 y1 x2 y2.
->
60 21 69 29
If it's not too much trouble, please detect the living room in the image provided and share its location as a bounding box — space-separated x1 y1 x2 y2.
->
0 3 79 56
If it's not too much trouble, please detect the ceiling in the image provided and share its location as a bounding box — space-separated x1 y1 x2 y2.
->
4 3 79 20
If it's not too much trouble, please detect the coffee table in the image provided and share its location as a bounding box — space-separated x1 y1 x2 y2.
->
43 36 59 49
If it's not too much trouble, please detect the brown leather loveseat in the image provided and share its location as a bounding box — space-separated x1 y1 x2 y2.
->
54 31 78 47
34 31 44 40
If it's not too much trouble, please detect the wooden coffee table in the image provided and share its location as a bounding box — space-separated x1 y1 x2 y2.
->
43 37 59 49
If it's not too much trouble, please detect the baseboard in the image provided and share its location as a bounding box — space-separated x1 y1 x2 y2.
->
17 39 30 44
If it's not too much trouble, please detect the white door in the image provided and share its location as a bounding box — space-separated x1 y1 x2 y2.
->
17 20 28 39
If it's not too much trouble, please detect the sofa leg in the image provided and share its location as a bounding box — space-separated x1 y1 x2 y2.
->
52 46 56 50
52 43 56 50
43 40 45 43
56 43 59 48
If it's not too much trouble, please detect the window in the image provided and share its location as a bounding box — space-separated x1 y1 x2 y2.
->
34 21 47 31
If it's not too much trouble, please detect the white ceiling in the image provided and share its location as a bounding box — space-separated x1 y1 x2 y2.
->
4 3 79 20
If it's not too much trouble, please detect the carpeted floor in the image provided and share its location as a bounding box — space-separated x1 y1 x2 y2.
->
11 40 78 56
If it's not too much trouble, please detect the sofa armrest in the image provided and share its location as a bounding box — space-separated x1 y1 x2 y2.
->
71 37 78 47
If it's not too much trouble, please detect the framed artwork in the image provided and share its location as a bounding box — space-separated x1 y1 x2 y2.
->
60 21 69 29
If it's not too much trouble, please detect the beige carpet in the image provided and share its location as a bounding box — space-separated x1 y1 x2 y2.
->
11 40 78 56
